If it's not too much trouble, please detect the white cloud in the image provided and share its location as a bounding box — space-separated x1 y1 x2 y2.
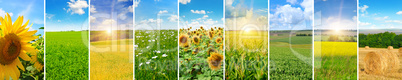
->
102 19 116 25
396 11 402 15
46 13 54 19
270 4 304 27
385 20 402 24
158 10 168 14
67 0 89 15
0 8 14 17
90 5 97 13
141 19 163 24
168 15 178 22
359 5 369 13
90 16 96 23
301 0 313 20
191 10 206 14
179 0 191 4
58 20 61 22
128 5 133 12
286 0 298 5
135 0 140 8
118 0 128 2
202 15 208 19
118 13 127 20
207 11 213 13
359 22 371 26
320 16 357 30
374 16 388 20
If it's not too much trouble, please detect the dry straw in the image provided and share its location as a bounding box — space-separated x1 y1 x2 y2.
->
364 50 400 74
388 46 394 50
365 46 369 49
399 48 402 56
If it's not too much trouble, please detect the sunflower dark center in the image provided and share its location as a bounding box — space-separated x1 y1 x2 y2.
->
1 34 21 65
180 36 187 43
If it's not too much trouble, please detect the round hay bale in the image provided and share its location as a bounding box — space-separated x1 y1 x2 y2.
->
365 46 369 49
388 46 394 50
364 50 400 74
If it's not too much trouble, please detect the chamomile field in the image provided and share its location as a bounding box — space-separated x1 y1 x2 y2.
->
135 30 178 80
45 31 88 79
179 27 224 80
225 31 268 80
90 30 133 80
269 30 312 79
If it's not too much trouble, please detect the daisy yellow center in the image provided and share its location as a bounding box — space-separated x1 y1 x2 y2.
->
1 33 21 65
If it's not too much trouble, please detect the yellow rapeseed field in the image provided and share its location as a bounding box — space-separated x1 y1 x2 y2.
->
314 41 357 56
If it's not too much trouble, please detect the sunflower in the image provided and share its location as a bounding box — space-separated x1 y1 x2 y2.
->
207 52 223 71
192 36 200 45
215 37 222 43
208 31 214 39
192 47 200 54
207 48 216 55
31 52 44 71
0 13 38 80
179 34 190 47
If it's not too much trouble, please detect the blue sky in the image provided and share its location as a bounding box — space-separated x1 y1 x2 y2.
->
0 0 44 35
135 0 177 30
359 0 402 29
91 0 133 31
179 0 223 30
226 0 268 31
46 0 89 31
314 0 357 30
270 0 312 30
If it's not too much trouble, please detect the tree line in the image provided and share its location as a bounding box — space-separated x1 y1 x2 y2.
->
359 31 402 48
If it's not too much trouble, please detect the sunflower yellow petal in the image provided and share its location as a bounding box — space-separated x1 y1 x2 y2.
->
15 59 25 71
18 30 37 37
19 51 31 61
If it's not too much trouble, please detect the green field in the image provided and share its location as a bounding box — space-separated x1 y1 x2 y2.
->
225 31 268 80
45 31 88 79
135 30 178 80
269 30 313 79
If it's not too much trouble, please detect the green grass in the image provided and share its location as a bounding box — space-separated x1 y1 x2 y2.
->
314 56 357 80
135 30 178 80
269 31 313 79
45 31 88 79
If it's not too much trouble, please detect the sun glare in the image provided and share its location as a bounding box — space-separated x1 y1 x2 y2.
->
107 29 112 34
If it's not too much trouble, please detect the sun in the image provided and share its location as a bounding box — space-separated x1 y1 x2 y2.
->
107 29 112 34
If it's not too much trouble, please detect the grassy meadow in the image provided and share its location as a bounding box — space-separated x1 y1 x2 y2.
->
90 30 133 80
135 30 178 80
45 31 88 79
314 30 357 79
225 30 268 80
269 30 312 79
179 27 224 80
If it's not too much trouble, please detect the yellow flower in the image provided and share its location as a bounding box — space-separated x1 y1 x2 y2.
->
207 52 223 71
0 13 37 80
215 37 222 43
192 47 200 54
207 48 216 55
208 31 214 39
179 34 190 47
192 36 200 45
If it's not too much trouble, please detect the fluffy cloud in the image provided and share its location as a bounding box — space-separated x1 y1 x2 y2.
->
385 20 402 24
102 19 116 25
128 5 133 12
0 8 13 17
179 0 191 4
67 0 89 15
135 0 141 8
118 0 128 2
270 4 304 27
158 10 168 14
301 0 313 20
191 10 206 14
141 19 163 24
90 16 96 23
46 13 54 19
286 0 298 4
397 11 402 15
168 15 178 22
90 5 97 13
359 5 369 13
374 16 389 20
359 22 371 26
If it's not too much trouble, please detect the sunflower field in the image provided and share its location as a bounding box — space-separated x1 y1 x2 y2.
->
0 13 44 80
179 27 224 80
